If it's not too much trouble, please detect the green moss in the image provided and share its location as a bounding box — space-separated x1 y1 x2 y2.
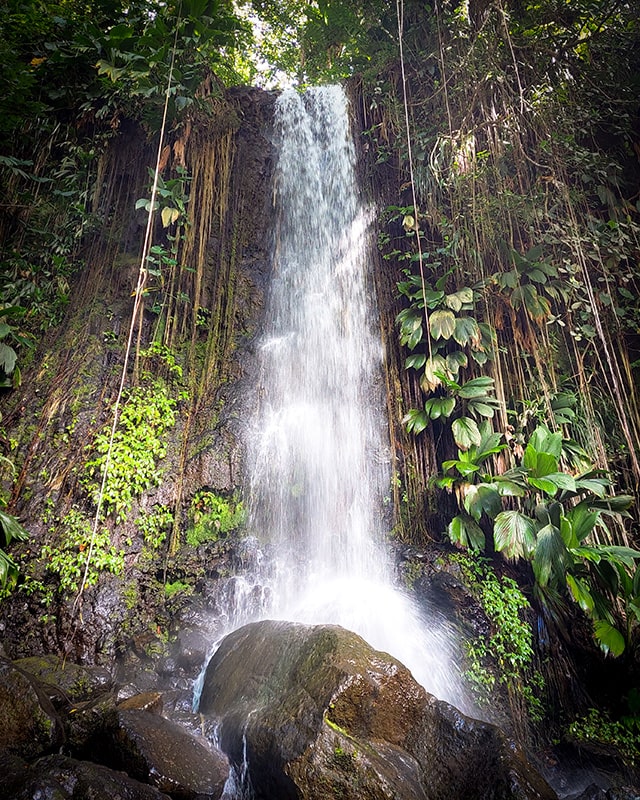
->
186 489 245 547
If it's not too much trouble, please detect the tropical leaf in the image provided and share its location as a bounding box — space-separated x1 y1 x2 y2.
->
0 508 29 547
161 206 181 227
528 425 563 458
424 396 456 420
447 514 485 552
405 353 426 370
0 343 17 376
402 408 429 435
527 476 560 496
453 315 481 347
452 416 481 451
533 524 569 588
494 510 537 560
445 350 468 374
458 375 495 399
593 619 625 657
566 574 594 613
429 309 456 340
421 355 447 392
464 483 501 521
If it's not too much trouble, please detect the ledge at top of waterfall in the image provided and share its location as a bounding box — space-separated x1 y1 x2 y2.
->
199 619 558 800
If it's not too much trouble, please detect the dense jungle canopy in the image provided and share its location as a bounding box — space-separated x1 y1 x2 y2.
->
1 0 640 777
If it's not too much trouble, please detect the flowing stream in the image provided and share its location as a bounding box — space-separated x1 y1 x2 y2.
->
203 86 469 712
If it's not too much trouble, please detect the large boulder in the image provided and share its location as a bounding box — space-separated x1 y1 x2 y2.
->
14 654 113 706
199 620 558 800
98 707 229 799
1 752 172 800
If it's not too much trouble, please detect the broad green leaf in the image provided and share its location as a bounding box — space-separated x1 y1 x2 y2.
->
447 514 485 552
597 545 640 569
0 343 17 375
425 396 456 420
523 446 558 477
464 483 501 521
528 426 563 458
566 574 594 613
593 619 625 657
0 322 10 338
452 416 482 451
0 549 19 590
494 510 537 560
453 316 481 347
493 478 526 497
533 524 569 587
405 353 426 370
429 309 456 340
468 400 497 418
458 376 495 399
566 505 599 542
0 508 29 547
402 408 429 435
445 351 468 374
543 472 576 492
527 476 559 496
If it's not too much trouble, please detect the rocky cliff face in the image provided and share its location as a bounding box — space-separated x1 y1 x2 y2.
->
0 86 277 668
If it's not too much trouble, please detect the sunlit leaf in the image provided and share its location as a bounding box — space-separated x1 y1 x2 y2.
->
448 514 485 552
494 510 537 559
533 523 569 587
464 483 501 521
452 416 481 451
566 574 594 613
453 315 481 347
593 619 625 657
429 309 456 340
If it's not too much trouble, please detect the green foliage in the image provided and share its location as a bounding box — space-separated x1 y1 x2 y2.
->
83 380 177 523
164 579 192 598
567 706 640 766
0 506 29 593
186 489 245 547
136 504 174 551
395 255 499 449
453 554 543 719
41 508 124 594
441 424 639 655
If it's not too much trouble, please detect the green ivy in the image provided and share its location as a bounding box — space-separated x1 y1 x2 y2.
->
83 380 177 523
567 707 640 766
136 504 174 551
452 554 544 720
41 507 124 594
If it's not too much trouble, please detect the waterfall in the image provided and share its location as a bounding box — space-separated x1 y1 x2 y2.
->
221 86 469 710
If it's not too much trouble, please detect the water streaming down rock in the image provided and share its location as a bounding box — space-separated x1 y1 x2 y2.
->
225 86 469 710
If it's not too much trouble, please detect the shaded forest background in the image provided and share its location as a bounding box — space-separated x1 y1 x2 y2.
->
1 0 640 767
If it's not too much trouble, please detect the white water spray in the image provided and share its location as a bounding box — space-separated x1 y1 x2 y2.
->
226 86 468 709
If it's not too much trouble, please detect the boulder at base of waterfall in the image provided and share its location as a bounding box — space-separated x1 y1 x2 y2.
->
199 620 558 800
99 707 229 799
1 753 172 800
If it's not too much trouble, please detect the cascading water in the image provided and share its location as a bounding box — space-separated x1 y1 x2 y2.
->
211 85 470 711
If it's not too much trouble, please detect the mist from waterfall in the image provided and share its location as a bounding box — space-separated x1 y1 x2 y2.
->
233 86 470 710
